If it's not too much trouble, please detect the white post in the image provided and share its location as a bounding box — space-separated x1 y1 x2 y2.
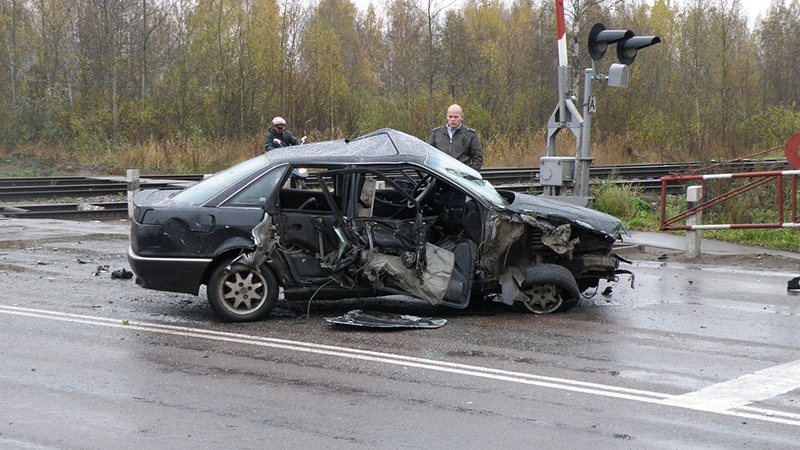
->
686 185 702 258
127 169 140 218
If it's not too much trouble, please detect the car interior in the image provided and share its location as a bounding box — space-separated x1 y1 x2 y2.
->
269 164 480 305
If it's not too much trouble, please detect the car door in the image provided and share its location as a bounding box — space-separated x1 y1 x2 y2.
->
272 167 344 282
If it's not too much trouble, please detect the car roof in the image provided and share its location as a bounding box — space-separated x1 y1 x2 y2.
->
264 128 432 167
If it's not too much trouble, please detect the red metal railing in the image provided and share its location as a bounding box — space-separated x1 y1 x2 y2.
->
660 170 800 230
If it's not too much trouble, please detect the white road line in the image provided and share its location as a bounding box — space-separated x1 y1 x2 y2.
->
0 305 667 400
737 405 800 421
3 304 800 427
661 360 800 412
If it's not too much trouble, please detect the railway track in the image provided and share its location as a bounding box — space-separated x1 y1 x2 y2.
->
0 175 200 202
1 160 789 220
0 201 129 220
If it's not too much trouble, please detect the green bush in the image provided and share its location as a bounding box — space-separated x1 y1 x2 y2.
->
737 104 800 150
592 179 663 230
73 129 111 157
593 179 642 221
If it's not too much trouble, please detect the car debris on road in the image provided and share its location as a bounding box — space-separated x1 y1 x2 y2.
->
325 309 447 329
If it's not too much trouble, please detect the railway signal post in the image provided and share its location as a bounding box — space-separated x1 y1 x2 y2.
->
542 1 660 207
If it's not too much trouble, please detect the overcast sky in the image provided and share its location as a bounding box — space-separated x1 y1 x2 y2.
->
348 0 773 27
739 0 772 24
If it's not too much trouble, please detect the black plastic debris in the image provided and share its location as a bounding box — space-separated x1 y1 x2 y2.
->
788 277 800 290
325 310 447 329
111 268 134 280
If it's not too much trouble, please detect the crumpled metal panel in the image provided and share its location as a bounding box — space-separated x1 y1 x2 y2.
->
360 243 454 304
540 223 577 258
504 190 621 239
513 213 576 256
498 267 528 305
482 211 578 274
325 310 447 329
482 216 525 276
233 213 275 269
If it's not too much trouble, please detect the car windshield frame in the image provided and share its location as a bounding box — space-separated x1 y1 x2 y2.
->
424 150 509 209
171 156 267 206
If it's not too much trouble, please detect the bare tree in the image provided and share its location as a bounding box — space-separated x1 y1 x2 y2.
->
140 0 166 122
103 0 120 146
11 0 20 145
415 0 456 129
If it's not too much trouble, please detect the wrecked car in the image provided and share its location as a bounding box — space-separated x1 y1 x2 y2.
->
128 128 629 322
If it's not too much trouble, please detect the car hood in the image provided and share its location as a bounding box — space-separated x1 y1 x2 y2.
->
504 191 622 239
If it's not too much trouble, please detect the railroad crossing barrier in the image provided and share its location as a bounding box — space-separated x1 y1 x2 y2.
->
660 170 800 257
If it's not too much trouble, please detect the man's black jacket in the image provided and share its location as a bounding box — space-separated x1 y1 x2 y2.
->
264 128 300 151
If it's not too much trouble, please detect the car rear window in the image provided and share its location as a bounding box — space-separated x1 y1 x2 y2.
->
224 167 285 207
172 156 266 206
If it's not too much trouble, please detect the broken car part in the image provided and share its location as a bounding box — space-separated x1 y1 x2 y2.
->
325 310 447 329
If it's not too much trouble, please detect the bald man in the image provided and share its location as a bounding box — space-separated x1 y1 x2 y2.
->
429 104 483 170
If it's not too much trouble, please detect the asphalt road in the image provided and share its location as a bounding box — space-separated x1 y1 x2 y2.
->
2 218 800 449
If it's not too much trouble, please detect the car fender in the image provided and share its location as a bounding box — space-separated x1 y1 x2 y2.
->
199 238 260 286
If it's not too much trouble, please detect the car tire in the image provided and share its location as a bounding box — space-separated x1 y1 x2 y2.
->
207 260 279 322
519 264 580 314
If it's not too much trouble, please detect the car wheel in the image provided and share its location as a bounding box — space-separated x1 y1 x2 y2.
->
207 260 279 322
519 264 580 314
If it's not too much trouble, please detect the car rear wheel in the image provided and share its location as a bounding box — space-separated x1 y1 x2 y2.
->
207 260 278 322
519 264 580 314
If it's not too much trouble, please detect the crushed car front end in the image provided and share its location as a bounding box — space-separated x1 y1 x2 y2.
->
471 189 626 313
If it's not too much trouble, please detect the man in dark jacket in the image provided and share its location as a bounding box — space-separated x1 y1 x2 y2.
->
429 104 483 170
264 116 300 151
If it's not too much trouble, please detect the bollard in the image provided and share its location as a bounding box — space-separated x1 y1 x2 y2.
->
686 185 702 258
127 169 140 219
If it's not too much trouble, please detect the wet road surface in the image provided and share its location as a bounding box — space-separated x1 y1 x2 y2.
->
2 218 800 449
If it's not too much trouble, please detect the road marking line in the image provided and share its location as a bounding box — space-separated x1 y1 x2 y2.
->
661 360 800 412
737 405 800 421
0 305 666 400
3 304 800 427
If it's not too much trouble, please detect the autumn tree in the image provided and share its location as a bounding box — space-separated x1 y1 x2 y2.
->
0 0 33 144
2 0 800 167
301 0 353 134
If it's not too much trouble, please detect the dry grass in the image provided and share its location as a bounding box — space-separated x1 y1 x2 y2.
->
485 131 689 167
1 129 789 177
113 137 265 175
6 130 800 251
